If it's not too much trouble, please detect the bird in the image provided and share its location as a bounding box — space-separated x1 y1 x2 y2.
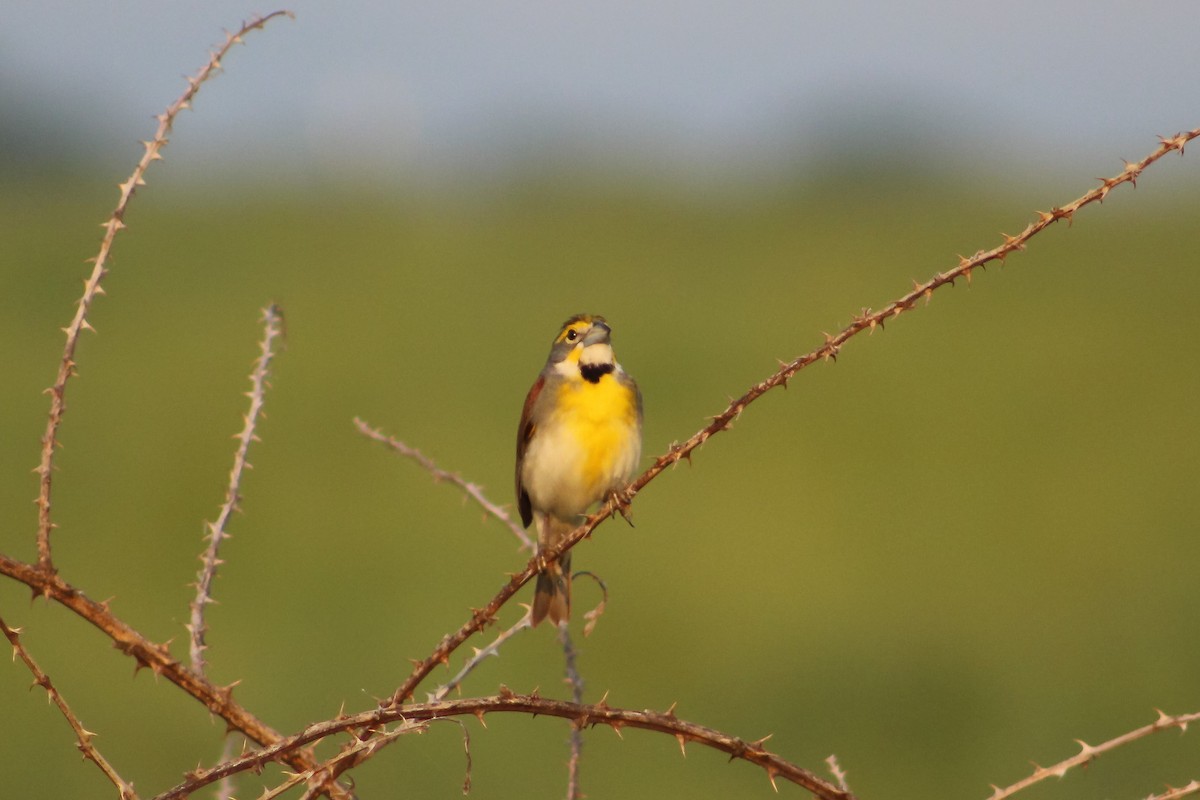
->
516 314 643 626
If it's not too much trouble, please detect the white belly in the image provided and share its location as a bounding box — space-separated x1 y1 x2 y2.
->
521 417 639 521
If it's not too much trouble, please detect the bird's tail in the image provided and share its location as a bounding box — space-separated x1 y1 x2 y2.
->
531 550 571 626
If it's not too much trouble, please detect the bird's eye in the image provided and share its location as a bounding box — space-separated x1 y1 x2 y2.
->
565 329 579 342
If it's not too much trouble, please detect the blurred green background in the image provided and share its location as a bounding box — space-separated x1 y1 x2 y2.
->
3 154 1198 799
3 7 1200 797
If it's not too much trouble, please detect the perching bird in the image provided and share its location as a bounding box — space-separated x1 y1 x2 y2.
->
515 314 643 626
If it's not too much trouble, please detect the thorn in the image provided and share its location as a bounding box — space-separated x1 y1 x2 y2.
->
675 733 688 757
1172 133 1189 154
1000 231 1027 252
766 766 780 792
749 733 773 750
821 332 839 361
1121 159 1142 187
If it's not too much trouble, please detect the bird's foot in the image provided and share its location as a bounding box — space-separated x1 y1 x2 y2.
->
608 485 636 527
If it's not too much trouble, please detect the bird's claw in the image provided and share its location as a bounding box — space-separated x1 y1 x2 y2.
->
608 486 636 527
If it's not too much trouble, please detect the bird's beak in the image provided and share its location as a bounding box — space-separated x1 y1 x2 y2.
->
582 321 612 347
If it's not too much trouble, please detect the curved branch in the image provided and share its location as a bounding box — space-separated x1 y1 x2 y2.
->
0 553 351 800
154 691 851 800
386 127 1200 707
32 10 294 577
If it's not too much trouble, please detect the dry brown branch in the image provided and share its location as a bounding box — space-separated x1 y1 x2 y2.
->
31 10 293 579
5 11 1195 792
0 554 352 800
277 720 428 800
289 718 474 800
354 417 534 551
428 589 588 792
293 718 480 800
558 624 586 800
987 709 1200 800
154 690 849 800
432 613 533 702
825 755 851 794
187 304 283 674
213 736 240 800
1 613 138 799
380 125 1200 711
1145 781 1200 800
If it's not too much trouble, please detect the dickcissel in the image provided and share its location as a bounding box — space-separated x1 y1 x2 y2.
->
516 314 643 626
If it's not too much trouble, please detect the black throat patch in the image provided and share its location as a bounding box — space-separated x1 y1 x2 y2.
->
580 362 615 384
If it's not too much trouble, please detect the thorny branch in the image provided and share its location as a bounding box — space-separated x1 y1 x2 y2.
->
382 128 1200 711
153 691 850 800
986 710 1200 800
559 625 586 800
1 613 138 800
1146 782 1200 800
31 10 293 579
826 755 852 795
279 721 429 800
354 417 534 551
0 554 352 800
212 736 240 800
289 719 437 800
357 419 602 796
432 614 533 702
289 719 478 800
2 11 1195 792
187 304 284 674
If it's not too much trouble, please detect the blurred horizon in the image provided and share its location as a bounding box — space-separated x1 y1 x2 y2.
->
4 2 1200 186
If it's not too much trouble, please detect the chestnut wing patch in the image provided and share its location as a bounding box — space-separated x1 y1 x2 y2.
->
515 374 545 528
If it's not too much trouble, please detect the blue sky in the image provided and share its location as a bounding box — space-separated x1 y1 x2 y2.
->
4 1 1198 180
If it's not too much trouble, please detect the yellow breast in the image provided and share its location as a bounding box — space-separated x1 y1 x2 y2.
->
522 373 640 520
556 373 639 487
